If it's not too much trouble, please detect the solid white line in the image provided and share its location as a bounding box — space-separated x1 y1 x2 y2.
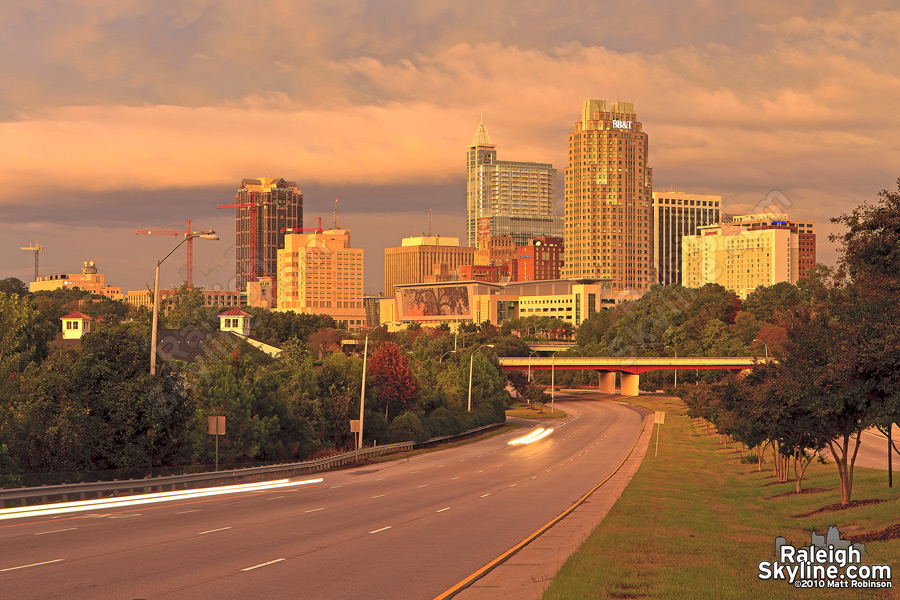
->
369 526 392 534
241 558 285 572
34 528 76 536
436 507 451 513
371 494 384 499
304 508 324 513
198 527 232 535
1 559 64 572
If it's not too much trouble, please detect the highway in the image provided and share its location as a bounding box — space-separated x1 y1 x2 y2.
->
0 394 647 600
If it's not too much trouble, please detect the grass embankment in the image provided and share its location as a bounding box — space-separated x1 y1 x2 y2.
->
506 401 568 420
544 395 900 599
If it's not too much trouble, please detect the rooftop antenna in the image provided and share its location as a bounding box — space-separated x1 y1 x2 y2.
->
429 209 433 236
333 198 339 229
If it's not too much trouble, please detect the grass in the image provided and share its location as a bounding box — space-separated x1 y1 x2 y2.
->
544 395 900 599
506 401 568 420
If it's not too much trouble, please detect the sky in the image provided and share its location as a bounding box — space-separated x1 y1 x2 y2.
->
2 1 899 295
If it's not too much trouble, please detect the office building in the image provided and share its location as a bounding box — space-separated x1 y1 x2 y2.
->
653 192 722 286
30 261 123 300
383 236 475 299
725 214 816 279
231 177 303 292
564 100 655 290
467 121 559 248
516 237 564 282
682 214 806 298
126 288 241 316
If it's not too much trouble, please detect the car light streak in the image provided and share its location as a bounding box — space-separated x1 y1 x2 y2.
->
0 478 323 521
507 427 554 445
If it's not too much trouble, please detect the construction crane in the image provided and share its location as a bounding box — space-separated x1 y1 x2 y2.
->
217 196 277 286
135 219 206 285
19 241 43 281
282 216 324 235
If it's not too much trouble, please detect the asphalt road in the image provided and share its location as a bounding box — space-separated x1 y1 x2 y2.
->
0 394 647 600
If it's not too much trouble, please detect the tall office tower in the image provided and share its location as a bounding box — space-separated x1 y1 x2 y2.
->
466 121 559 249
277 228 365 330
652 192 722 286
384 236 476 298
564 100 654 290
230 177 302 292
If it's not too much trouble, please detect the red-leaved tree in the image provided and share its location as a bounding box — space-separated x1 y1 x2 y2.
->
367 341 419 421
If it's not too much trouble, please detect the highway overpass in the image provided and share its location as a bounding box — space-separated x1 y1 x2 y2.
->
499 356 769 395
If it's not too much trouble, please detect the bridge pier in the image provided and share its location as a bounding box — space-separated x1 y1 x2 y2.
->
621 373 640 396
598 371 616 394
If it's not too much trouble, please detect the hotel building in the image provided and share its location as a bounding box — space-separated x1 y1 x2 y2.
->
30 261 123 300
726 214 816 280
467 121 560 248
652 191 722 286
277 228 365 330
231 177 303 292
564 100 655 291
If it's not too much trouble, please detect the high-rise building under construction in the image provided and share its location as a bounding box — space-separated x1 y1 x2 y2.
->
227 177 303 292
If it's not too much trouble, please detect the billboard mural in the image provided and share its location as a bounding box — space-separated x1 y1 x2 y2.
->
397 285 472 320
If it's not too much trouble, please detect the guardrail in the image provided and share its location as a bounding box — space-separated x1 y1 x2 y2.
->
0 421 508 509
0 441 413 509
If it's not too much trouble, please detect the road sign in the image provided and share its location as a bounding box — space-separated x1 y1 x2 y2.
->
208 416 226 435
350 420 361 433
655 411 666 424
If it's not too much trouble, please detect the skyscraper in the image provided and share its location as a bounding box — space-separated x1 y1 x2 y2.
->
228 177 303 292
466 121 559 249
564 100 654 290
652 191 722 286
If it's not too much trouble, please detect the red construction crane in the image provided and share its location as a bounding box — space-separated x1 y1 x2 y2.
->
282 216 324 234
217 196 277 286
135 219 206 285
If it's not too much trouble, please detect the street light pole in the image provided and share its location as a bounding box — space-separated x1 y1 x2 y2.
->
359 324 386 451
150 231 218 375
752 338 769 359
467 344 495 412
551 350 560 415
665 345 677 388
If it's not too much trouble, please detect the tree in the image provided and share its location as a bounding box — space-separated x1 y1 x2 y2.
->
0 277 28 297
307 328 344 359
368 341 419 420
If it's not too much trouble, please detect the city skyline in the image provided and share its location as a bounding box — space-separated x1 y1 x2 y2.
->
2 3 899 294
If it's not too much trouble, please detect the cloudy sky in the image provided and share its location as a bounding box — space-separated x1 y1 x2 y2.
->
2 1 898 295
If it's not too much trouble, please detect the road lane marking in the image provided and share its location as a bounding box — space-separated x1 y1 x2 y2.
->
329 485 343 489
436 507 451 513
266 496 285 501
376 477 385 481
509 484 517 487
1 559 64 572
369 526 392 534
451 477 459 481
34 528 76 536
241 558 285 571
175 510 200 515
304 508 324 513
418 485 428 488
198 527 232 535
480 494 491 498
371 494 384 499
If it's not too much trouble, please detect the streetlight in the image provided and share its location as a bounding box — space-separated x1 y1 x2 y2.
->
752 338 769 359
440 350 456 363
527 349 539 382
467 344 495 412
665 345 677 388
359 323 387 451
551 349 561 416
150 231 218 375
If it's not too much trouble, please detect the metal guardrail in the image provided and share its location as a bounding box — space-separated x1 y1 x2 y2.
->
0 421 508 508
0 442 413 509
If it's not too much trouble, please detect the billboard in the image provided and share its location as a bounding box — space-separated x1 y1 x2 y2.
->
397 285 473 320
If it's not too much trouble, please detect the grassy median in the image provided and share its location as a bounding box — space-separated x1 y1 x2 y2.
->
544 395 900 599
506 401 568 420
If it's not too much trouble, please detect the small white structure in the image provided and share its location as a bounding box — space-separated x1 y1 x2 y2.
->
218 308 251 337
61 311 92 340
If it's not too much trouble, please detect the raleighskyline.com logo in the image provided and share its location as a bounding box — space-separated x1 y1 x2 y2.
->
758 526 892 589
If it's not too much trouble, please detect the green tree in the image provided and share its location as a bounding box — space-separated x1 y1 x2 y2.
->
0 277 28 297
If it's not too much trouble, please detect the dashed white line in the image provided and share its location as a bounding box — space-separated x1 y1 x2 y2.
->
241 558 285 571
1 559 64 572
418 484 428 488
509 484 518 487
198 527 232 535
329 485 343 489
436 507 451 513
175 509 200 515
451 477 459 481
34 528 76 536
480 493 491 498
371 494 385 499
369 526 392 534
266 496 285 500
304 508 324 513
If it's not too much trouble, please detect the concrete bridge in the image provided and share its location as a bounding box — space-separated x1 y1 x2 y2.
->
498 356 769 396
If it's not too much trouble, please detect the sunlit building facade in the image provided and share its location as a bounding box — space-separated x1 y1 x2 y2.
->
564 100 655 290
652 191 722 286
467 122 559 248
383 236 475 298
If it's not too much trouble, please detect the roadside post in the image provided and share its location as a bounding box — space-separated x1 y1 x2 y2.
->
351 420 362 460
208 416 226 471
654 411 665 457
